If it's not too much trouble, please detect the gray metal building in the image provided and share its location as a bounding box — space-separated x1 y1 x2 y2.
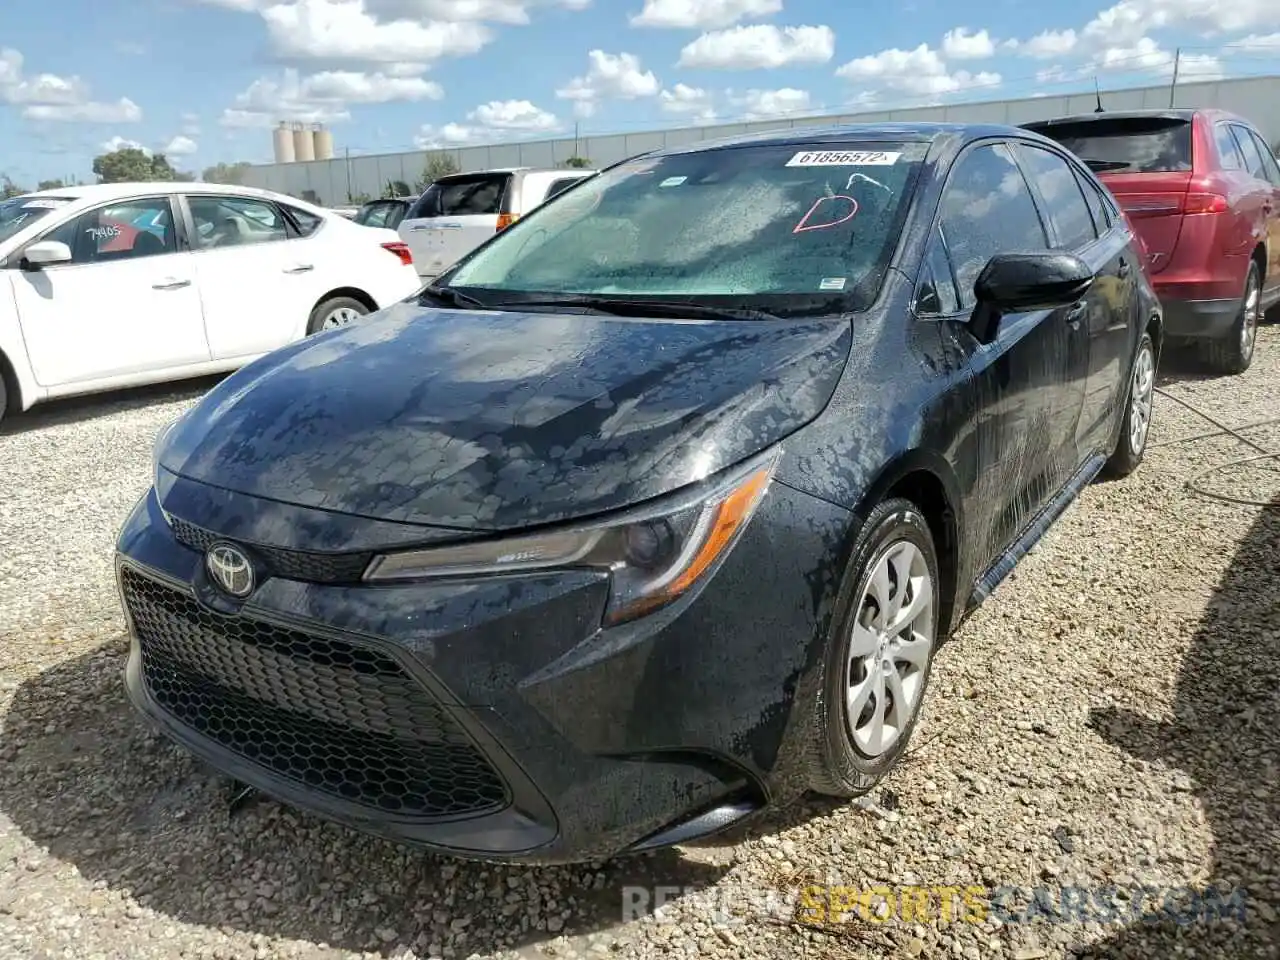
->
240 74 1280 206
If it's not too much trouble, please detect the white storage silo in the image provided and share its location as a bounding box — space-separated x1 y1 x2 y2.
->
313 125 334 161
292 123 315 162
272 122 295 163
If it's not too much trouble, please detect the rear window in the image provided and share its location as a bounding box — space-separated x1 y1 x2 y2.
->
544 177 586 201
407 174 510 219
1030 117 1192 173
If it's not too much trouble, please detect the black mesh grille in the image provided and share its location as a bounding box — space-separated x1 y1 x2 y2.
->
121 567 509 819
168 517 373 584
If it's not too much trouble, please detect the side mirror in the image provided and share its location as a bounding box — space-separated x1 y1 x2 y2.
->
23 240 73 269
969 251 1094 344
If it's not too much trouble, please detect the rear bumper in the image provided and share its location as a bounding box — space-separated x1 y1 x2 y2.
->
1158 297 1240 340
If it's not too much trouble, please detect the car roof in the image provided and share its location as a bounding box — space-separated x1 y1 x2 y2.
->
1022 108 1243 129
14 181 313 205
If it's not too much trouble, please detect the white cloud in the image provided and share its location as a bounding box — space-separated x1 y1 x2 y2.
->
367 0 589 21
730 86 811 118
1 47 143 124
836 43 1000 98
164 135 199 155
555 50 659 118
260 0 493 63
220 67 442 127
941 27 996 60
1231 31 1280 50
630 0 780 30
414 98 560 147
659 83 717 119
101 136 149 154
1008 29 1079 59
678 24 835 69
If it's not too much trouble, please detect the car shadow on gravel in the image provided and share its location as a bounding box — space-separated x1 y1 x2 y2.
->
0 375 225 436
0 639 741 956
1084 497 1280 958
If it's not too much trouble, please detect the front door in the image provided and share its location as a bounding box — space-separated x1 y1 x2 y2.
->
12 196 209 388
932 141 1089 562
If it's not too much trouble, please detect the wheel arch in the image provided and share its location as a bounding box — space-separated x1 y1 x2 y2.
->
313 286 378 313
851 450 965 638
0 346 22 415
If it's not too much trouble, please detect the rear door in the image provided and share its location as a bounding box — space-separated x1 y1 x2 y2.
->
1235 126 1280 298
1030 115 1194 277
397 172 511 279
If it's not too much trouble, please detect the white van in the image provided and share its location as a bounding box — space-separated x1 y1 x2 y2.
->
397 167 594 280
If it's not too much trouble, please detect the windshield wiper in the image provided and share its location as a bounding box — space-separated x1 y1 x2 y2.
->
419 284 490 310
489 294 782 322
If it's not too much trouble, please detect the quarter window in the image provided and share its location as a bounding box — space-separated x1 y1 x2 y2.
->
1017 145 1097 250
1214 123 1244 170
939 143 1049 308
188 195 289 249
916 226 960 316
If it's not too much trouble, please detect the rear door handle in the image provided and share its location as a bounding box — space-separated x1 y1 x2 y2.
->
1118 259 1131 278
283 264 314 274
152 278 191 290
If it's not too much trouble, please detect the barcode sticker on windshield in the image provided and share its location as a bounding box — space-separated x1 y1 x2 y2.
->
786 151 901 167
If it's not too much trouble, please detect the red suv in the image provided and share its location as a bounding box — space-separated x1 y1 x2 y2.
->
1024 109 1280 373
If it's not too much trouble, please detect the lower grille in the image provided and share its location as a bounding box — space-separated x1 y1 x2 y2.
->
121 567 509 819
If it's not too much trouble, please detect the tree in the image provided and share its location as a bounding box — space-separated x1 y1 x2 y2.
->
202 161 252 185
92 148 180 184
1 175 26 199
37 179 67 191
383 179 411 198
417 151 460 190
562 156 591 168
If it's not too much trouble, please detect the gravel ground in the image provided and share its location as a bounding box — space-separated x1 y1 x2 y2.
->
2 326 1279 960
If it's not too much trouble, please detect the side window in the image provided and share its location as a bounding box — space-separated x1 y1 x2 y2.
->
544 177 583 201
1076 169 1110 234
939 142 1050 309
61 198 177 265
1230 126 1266 180
915 226 960 316
188 196 289 249
1016 145 1097 250
283 204 323 236
1214 123 1244 170
1247 130 1280 186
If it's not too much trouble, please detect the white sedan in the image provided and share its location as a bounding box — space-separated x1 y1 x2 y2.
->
0 182 423 422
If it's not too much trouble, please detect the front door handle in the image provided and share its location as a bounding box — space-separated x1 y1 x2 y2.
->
1064 301 1087 325
283 264 314 274
1118 259 1131 278
152 278 191 290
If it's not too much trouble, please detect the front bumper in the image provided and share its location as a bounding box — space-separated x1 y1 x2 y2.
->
115 476 848 863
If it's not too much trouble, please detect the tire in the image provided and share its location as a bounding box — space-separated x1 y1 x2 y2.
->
1102 331 1156 479
306 296 369 335
1202 260 1260 375
0 374 7 426
808 497 942 798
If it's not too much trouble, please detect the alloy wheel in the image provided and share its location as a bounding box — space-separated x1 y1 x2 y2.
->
323 306 363 330
1128 342 1155 455
1241 269 1260 362
846 540 936 758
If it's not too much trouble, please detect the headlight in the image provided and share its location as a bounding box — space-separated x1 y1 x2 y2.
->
152 414 186 487
363 449 780 625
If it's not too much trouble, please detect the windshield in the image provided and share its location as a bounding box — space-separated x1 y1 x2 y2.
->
442 141 926 316
0 196 75 244
1033 117 1192 173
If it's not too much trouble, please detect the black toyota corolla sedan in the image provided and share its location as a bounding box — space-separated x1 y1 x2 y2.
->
116 122 1161 864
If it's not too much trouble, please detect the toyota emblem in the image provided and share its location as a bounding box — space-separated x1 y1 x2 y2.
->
206 543 255 598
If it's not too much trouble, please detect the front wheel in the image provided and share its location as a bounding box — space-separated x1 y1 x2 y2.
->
807 498 941 798
1103 330 1156 479
306 296 369 335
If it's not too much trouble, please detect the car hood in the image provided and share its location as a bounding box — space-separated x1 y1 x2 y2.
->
159 301 851 532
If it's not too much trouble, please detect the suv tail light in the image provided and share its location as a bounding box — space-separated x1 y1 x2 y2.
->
496 213 519 231
382 241 413 266
1183 192 1228 215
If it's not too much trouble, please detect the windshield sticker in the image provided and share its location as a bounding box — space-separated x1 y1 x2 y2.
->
787 150 901 167
819 277 847 291
793 195 859 233
87 224 121 241
659 176 687 187
22 198 72 209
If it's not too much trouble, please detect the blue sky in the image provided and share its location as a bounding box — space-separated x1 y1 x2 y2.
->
2 0 1279 184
